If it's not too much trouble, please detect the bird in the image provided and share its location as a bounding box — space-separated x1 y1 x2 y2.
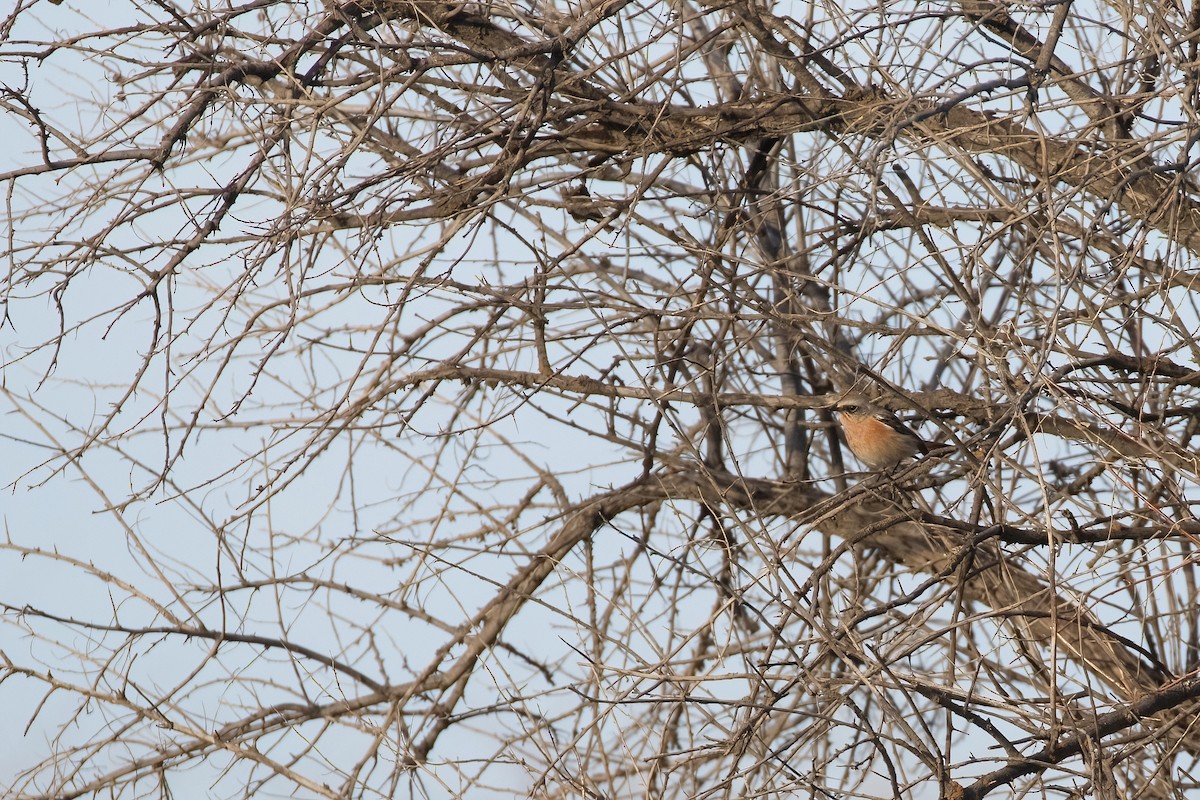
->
831 393 929 470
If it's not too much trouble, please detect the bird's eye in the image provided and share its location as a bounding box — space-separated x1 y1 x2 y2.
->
843 404 859 413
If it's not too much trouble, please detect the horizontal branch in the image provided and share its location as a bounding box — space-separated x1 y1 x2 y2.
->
388 365 1200 478
6 604 389 694
0 147 164 182
390 364 827 410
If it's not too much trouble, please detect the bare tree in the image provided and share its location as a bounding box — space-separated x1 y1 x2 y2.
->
3 0 1200 798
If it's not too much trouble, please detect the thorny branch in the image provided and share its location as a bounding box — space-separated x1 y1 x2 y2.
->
4 0 1200 798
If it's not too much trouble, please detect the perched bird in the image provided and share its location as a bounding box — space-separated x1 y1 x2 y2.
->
832 393 928 470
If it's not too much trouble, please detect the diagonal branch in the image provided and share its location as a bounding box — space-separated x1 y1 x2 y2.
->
961 674 1200 800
